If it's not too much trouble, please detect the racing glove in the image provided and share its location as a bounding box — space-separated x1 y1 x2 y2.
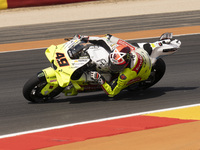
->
90 71 105 85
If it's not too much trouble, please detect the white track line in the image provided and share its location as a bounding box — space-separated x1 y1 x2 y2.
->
0 103 200 139
0 33 200 54
0 47 47 54
126 32 200 41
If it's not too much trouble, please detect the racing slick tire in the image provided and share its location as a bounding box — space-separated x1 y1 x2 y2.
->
23 74 64 103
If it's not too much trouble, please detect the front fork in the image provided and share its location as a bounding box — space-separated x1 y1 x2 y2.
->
39 67 85 96
38 67 59 96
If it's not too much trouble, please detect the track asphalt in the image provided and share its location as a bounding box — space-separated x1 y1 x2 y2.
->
0 28 200 149
0 0 200 149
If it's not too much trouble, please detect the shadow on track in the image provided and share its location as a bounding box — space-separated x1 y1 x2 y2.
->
114 86 198 101
28 86 198 104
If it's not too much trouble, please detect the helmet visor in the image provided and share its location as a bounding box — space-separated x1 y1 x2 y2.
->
108 58 126 73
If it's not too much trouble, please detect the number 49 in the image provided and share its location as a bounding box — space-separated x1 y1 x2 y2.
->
56 53 69 67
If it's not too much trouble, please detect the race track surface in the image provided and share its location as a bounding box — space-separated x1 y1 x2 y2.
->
0 11 200 136
0 10 200 44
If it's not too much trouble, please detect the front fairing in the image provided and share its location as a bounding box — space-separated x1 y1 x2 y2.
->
45 42 90 87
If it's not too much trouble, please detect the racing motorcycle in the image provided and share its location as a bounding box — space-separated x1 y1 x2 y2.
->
23 33 181 103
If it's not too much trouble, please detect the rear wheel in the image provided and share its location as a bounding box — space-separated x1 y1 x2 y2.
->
128 58 166 91
142 58 166 89
23 74 64 103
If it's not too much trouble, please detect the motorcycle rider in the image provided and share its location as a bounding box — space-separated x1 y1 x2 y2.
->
77 33 179 97
78 34 152 97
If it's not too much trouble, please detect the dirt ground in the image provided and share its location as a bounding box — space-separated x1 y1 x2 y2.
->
1 25 200 52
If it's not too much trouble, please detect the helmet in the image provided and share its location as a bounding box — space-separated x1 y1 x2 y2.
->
108 45 131 72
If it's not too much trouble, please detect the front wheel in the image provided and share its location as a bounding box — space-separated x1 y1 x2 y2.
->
23 74 64 103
